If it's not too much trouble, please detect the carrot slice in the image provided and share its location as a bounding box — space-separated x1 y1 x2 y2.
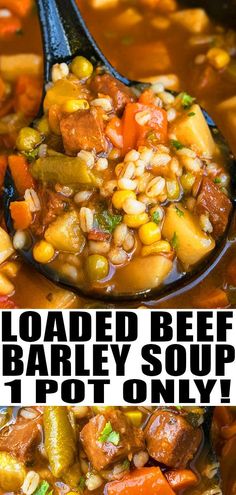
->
0 155 7 190
10 200 32 230
106 116 123 149
122 102 167 153
8 155 35 196
165 469 198 491
139 89 156 105
0 16 22 38
0 0 33 17
106 467 175 495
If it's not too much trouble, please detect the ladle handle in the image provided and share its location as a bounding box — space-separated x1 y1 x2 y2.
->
36 0 130 84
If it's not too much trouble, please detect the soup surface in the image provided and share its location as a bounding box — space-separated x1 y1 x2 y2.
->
0 0 236 307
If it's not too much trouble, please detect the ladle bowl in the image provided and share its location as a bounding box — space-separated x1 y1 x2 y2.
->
3 0 236 302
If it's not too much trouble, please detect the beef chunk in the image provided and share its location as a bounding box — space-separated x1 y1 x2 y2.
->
144 410 202 468
0 414 42 464
60 107 107 155
80 410 144 471
196 177 232 239
90 74 134 114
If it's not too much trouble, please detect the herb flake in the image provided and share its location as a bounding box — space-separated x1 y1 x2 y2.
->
181 92 195 109
188 112 196 117
95 211 122 234
33 481 50 495
214 177 221 184
22 148 39 163
152 211 161 224
175 206 184 217
171 232 179 250
79 476 86 491
170 139 184 150
98 421 120 445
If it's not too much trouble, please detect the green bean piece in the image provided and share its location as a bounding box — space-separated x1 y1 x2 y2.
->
31 156 99 186
62 462 82 488
44 406 77 478
0 452 26 491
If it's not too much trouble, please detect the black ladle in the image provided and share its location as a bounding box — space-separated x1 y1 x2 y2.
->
3 0 236 302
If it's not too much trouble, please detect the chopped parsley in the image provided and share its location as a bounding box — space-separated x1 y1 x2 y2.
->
170 139 184 150
79 476 86 491
122 459 130 470
188 112 196 117
175 206 184 217
152 211 161 224
214 177 221 184
98 421 120 445
171 232 179 250
22 148 39 163
181 92 195 109
33 481 50 495
95 211 122 234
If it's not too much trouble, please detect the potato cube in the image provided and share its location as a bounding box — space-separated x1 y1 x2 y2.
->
170 104 216 157
162 204 215 266
170 8 209 33
0 227 14 265
45 211 85 253
115 255 173 292
88 0 119 8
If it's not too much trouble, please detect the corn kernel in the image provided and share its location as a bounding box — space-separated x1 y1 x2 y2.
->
112 190 136 210
71 56 93 79
124 213 149 228
206 48 230 70
141 240 171 257
125 410 142 427
62 99 90 113
180 173 195 193
138 222 161 245
33 240 55 264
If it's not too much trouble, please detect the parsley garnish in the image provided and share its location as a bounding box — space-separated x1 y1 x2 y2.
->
152 211 161 224
170 139 184 150
122 459 130 470
188 112 196 117
98 421 120 445
181 92 195 109
214 177 221 184
171 232 179 250
95 211 122 234
22 148 39 163
33 481 50 495
175 206 184 217
79 476 86 491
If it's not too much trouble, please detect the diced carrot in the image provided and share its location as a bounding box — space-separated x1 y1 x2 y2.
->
122 102 167 153
14 75 42 118
10 200 32 230
0 16 22 38
8 155 35 196
165 469 198 491
106 116 123 149
0 155 7 190
0 295 17 308
106 467 175 495
0 0 33 17
214 406 233 428
195 288 229 309
139 89 156 105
